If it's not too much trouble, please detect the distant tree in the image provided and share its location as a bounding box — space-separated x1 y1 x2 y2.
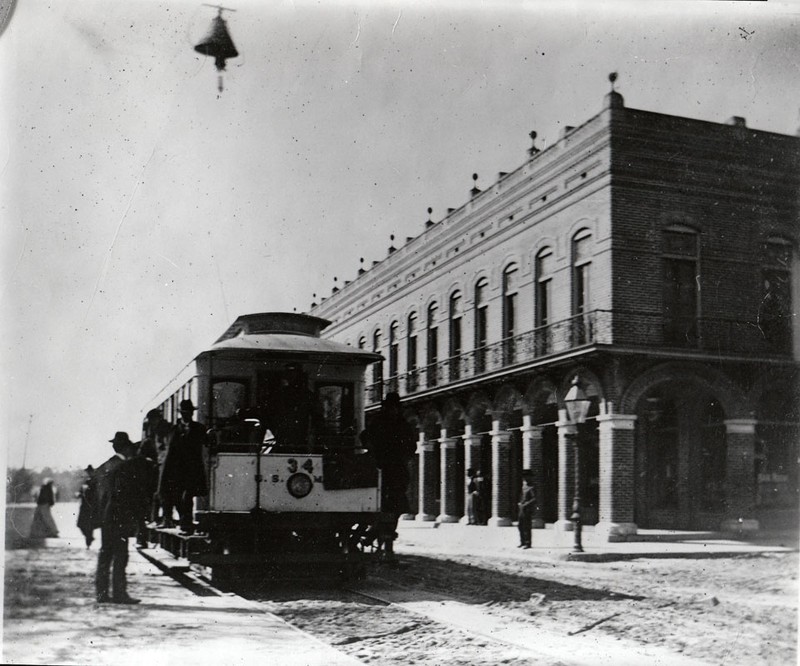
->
7 468 34 504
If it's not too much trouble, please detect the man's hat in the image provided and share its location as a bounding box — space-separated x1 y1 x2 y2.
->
382 392 401 408
179 399 196 412
109 431 132 446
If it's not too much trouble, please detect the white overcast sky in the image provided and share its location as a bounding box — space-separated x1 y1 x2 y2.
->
1 0 798 472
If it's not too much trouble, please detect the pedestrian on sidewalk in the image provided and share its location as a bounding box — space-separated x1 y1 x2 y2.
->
473 469 488 525
76 466 95 548
91 431 146 604
29 478 59 538
517 472 536 549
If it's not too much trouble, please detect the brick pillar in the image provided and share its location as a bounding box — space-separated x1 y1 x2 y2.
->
521 416 545 528
555 410 577 532
460 426 482 524
721 419 760 533
437 432 460 523
488 422 513 527
595 412 638 541
416 434 437 521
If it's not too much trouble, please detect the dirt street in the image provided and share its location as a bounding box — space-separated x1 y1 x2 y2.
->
252 550 796 666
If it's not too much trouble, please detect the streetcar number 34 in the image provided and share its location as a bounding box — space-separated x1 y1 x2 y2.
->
287 458 314 474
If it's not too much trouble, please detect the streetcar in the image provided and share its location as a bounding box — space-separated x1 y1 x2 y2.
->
146 312 391 583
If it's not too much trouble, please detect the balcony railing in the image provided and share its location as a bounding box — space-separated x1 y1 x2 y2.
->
365 310 791 405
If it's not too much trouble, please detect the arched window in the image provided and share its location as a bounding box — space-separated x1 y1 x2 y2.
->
759 236 793 352
427 303 439 387
572 230 592 345
358 336 366 350
502 264 518 363
407 312 418 391
535 248 553 354
372 329 383 400
388 321 399 386
662 226 699 346
474 278 489 372
449 291 462 380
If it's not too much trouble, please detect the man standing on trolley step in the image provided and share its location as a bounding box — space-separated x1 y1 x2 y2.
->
92 432 147 604
169 399 208 534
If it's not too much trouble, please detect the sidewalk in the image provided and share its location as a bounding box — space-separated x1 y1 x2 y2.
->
394 519 799 562
2 503 361 666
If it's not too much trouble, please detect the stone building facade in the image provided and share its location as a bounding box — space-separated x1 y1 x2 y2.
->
309 88 800 539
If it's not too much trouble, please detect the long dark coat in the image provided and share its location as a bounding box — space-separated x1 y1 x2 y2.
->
360 410 416 515
90 455 145 536
162 420 208 496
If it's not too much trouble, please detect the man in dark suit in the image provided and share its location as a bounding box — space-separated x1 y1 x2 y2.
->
168 399 208 534
359 392 416 563
92 431 146 604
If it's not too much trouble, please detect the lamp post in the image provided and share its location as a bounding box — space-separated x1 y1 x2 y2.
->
564 376 591 553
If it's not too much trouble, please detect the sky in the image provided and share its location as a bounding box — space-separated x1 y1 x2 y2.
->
1 0 798 472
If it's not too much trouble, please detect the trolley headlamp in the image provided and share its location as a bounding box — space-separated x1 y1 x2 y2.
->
287 472 313 499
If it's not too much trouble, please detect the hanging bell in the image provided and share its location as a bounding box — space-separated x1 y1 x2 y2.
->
194 8 238 91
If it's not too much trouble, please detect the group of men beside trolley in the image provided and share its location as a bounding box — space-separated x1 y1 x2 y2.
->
84 393 415 604
84 399 209 604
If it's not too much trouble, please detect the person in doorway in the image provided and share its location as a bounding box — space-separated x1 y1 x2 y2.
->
92 432 147 604
466 469 478 525
359 391 416 564
517 472 537 549
30 478 59 538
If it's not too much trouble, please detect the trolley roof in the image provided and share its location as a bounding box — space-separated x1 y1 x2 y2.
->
200 312 382 363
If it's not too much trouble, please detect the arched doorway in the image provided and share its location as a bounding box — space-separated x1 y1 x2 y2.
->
756 387 799 524
635 383 728 529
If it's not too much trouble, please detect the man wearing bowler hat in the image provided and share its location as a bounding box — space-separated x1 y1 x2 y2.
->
92 431 146 604
166 399 208 534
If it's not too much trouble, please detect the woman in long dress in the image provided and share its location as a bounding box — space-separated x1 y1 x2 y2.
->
29 479 59 538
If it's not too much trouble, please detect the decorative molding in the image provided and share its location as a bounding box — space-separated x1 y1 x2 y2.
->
724 419 758 434
597 414 638 430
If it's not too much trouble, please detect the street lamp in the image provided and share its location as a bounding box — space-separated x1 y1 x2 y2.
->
564 376 591 553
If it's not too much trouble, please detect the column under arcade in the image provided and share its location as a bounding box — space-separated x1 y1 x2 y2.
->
437 432 461 523
488 422 513 527
555 411 576 532
595 412 638 541
521 416 545 528
416 433 437 521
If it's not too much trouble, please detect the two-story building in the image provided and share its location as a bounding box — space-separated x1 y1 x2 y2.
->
309 81 799 539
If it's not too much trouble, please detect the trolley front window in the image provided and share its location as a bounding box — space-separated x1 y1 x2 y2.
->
211 379 248 425
315 382 356 449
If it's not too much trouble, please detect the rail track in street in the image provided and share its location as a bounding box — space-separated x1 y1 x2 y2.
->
141 545 711 666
